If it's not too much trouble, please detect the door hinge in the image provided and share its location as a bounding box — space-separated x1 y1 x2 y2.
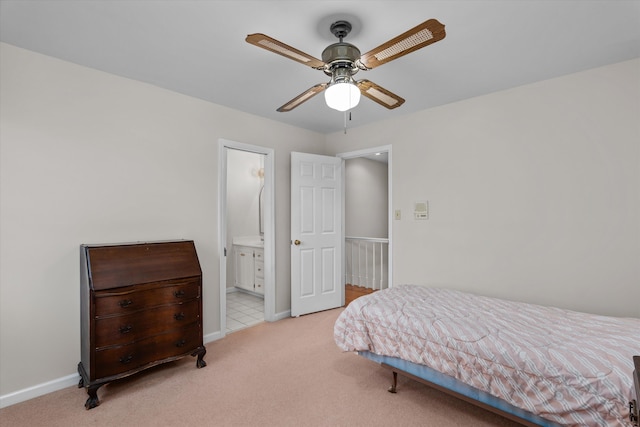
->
224 247 227 257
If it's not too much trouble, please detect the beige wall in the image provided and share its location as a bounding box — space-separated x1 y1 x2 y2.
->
345 157 388 238
327 58 640 319
0 43 326 398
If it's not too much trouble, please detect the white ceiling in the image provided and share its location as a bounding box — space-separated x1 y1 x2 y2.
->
1 1 639 134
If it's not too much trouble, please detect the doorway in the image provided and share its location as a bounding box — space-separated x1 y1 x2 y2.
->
218 139 275 336
289 146 392 316
338 145 392 296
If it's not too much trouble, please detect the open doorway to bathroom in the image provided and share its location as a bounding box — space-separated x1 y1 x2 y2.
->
218 139 275 337
225 148 265 332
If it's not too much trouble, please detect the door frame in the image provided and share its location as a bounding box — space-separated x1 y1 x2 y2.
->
336 144 393 289
218 138 275 337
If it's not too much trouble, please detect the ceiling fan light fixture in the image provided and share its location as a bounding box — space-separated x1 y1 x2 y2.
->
324 81 361 112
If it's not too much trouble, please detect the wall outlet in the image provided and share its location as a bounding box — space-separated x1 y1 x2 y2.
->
394 209 401 220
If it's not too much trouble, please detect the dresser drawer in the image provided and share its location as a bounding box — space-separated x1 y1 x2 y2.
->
94 300 201 349
94 279 200 316
94 326 201 379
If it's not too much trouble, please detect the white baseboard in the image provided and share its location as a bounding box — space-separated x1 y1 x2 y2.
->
1 329 226 409
203 330 223 344
273 310 291 321
0 373 79 409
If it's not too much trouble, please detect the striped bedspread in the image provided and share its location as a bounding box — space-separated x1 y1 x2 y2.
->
334 285 640 426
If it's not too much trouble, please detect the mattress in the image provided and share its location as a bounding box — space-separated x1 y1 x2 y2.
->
334 285 640 426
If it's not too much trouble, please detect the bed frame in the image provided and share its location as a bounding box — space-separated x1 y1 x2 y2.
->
385 367 548 427
378 352 640 427
631 355 639 427
385 367 549 427
360 351 561 427
370 352 640 427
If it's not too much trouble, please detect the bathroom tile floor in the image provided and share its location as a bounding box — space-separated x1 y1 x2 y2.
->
226 291 264 333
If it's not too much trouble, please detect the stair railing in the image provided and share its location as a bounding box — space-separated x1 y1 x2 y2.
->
345 236 389 290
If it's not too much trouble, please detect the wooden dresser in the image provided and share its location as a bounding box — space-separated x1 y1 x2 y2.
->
78 240 206 409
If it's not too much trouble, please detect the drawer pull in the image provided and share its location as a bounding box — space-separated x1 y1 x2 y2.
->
119 354 133 364
119 325 133 334
174 290 186 298
119 299 133 308
175 339 187 348
174 312 185 321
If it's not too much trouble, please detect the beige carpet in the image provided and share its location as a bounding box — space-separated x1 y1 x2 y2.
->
0 308 522 426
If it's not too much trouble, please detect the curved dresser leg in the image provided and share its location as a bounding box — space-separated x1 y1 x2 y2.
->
84 385 101 410
193 346 207 368
77 363 85 388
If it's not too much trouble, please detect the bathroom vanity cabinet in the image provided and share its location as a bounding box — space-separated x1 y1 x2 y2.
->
233 239 264 295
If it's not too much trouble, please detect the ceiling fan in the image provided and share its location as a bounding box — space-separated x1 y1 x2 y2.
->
246 18 446 112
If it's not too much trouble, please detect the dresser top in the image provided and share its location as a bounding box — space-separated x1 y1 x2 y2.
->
82 240 201 290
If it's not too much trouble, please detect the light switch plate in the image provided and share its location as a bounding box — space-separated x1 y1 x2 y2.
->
414 201 428 220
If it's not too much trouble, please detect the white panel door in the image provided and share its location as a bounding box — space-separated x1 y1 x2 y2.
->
291 152 343 317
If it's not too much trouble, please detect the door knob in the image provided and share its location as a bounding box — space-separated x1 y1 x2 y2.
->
294 240 301 246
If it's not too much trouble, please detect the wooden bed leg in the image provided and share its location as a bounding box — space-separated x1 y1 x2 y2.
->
388 371 398 393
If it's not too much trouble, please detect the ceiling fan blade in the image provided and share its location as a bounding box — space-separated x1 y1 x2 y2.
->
357 80 405 109
277 83 328 112
359 19 445 69
246 33 325 69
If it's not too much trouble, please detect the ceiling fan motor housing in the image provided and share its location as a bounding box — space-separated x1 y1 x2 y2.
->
322 42 360 64
322 42 361 80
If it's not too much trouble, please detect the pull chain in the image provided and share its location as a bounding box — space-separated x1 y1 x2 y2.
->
343 111 352 134
344 111 347 134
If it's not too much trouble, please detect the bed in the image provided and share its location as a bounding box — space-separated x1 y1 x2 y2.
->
632 356 639 426
334 285 640 426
